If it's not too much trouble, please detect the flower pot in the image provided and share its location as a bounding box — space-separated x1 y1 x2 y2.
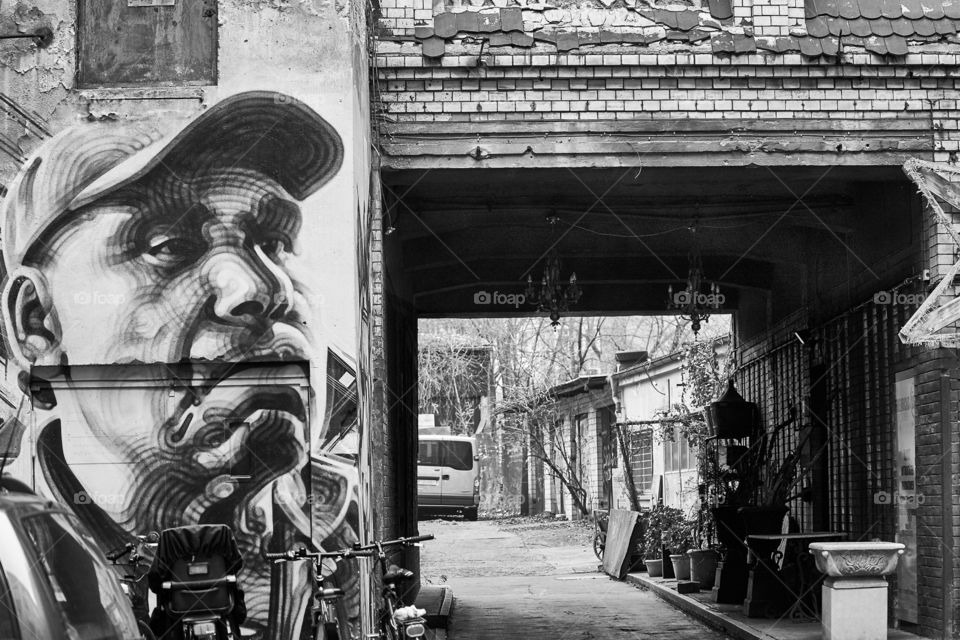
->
644 558 663 577
670 554 691 580
687 549 720 588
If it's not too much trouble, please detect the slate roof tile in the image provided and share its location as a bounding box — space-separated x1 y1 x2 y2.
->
841 34 865 46
422 36 446 57
457 11 479 32
500 7 523 32
945 0 960 19
914 17 938 34
936 18 957 33
488 33 512 46
600 28 621 43
511 32 534 46
734 34 757 52
777 36 802 51
818 0 840 17
828 17 850 34
666 30 690 41
708 0 734 21
799 36 823 55
807 15 830 36
689 29 711 43
821 35 840 54
880 0 902 19
711 31 735 52
656 9 679 29
477 11 501 32
838 0 859 19
676 10 701 31
415 25 435 39
434 12 457 38
577 30 601 45
891 18 915 35
863 34 888 53
848 17 872 35
921 0 946 19
556 31 579 50
886 33 909 53
871 17 894 36
857 0 881 19
901 0 924 19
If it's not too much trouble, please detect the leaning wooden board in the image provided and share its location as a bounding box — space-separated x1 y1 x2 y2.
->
602 509 641 580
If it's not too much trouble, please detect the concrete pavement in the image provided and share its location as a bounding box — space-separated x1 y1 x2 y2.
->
419 519 731 640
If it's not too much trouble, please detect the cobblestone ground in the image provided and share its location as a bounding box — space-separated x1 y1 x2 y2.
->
419 518 731 640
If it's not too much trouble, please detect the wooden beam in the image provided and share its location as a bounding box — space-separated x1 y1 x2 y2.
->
378 117 934 169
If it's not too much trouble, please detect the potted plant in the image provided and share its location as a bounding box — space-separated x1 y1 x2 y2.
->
638 511 662 577
665 517 694 581
687 498 720 588
642 504 686 580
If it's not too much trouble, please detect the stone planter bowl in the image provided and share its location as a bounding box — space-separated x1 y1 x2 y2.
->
808 541 905 577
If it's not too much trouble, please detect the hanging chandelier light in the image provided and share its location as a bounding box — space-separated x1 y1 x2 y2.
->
526 216 582 327
667 230 722 335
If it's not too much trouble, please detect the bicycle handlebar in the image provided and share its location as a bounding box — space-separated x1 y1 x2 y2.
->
266 547 375 563
352 534 435 552
106 542 134 562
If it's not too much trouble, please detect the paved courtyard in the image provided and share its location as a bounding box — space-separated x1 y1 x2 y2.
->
419 518 731 640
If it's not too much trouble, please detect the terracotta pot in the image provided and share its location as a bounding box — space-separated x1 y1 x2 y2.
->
687 549 720 588
645 558 663 577
670 554 691 580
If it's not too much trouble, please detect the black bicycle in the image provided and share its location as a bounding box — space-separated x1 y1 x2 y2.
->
353 534 435 640
106 532 159 640
266 545 372 640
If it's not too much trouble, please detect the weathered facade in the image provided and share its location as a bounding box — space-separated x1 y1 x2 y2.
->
373 0 960 637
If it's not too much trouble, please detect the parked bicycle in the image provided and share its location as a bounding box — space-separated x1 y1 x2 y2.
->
106 531 160 640
593 510 609 560
266 545 373 640
353 534 435 640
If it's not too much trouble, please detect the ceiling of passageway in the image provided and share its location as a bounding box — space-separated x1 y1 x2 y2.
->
380 165 917 317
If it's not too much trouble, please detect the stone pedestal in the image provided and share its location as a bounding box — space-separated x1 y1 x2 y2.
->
809 541 905 640
821 577 887 640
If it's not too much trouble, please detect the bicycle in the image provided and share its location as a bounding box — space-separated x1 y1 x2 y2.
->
106 532 159 640
592 510 609 561
266 545 373 640
352 534 434 640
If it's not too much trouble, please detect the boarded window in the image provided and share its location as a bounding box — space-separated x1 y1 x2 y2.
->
78 0 218 87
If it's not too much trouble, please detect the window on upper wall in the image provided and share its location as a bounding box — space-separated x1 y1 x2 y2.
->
629 428 653 493
77 0 218 88
664 432 697 472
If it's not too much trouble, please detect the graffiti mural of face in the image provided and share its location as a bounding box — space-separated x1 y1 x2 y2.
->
12 165 334 637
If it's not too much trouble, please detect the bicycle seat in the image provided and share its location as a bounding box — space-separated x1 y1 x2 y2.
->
383 565 414 584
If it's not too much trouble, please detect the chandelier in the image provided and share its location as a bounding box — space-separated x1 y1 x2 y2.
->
526 217 582 327
667 247 722 336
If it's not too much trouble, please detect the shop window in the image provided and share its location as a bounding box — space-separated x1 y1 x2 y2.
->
77 0 218 88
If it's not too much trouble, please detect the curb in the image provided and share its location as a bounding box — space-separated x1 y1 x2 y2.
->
625 573 762 640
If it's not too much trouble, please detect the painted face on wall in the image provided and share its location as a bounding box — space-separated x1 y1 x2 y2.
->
35 167 311 365
0 93 359 640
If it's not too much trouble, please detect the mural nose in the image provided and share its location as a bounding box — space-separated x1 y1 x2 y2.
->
207 253 279 324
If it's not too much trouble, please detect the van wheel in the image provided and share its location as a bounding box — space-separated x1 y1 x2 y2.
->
464 508 478 521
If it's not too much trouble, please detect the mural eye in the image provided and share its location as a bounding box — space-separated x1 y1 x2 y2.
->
257 237 289 259
145 235 205 265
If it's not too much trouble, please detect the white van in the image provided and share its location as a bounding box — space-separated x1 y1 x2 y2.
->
417 435 480 520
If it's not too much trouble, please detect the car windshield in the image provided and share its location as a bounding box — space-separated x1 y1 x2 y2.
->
20 511 139 640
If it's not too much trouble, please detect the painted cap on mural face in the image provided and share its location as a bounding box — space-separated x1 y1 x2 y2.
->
2 90 344 269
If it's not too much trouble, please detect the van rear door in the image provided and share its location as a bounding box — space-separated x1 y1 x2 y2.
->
440 440 476 507
417 439 443 507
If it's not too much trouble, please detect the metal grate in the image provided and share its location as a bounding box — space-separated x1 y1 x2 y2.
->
737 294 915 540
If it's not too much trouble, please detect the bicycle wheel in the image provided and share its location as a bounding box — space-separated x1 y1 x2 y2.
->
322 620 341 640
136 619 157 640
593 532 604 560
